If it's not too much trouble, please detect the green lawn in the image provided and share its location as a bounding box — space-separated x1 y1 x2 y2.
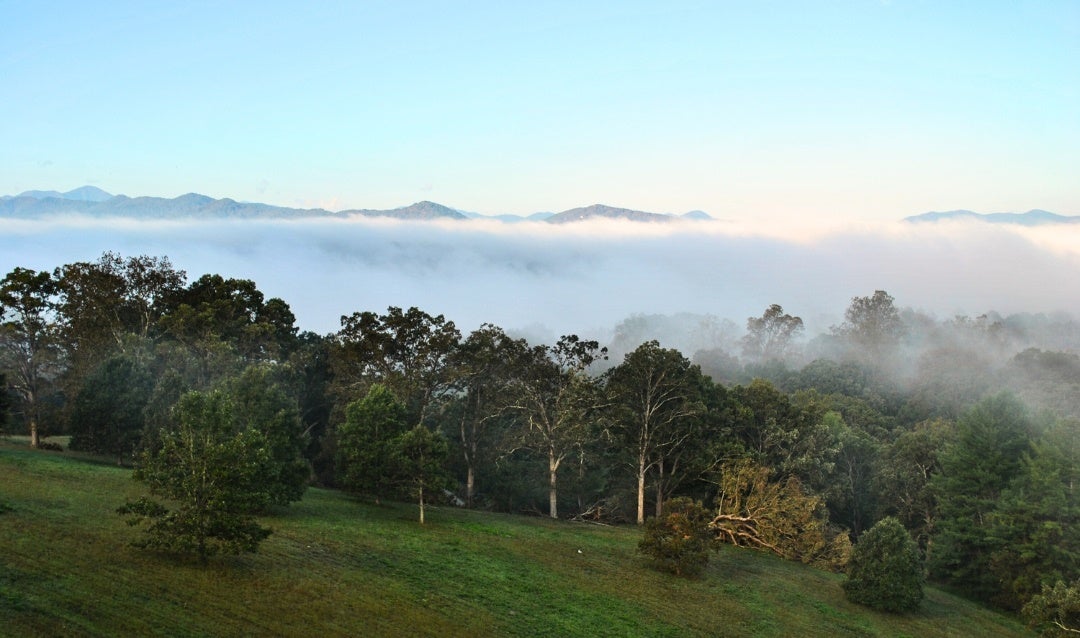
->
0 439 1034 637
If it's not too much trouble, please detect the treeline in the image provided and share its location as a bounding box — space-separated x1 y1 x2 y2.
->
1 253 1077 618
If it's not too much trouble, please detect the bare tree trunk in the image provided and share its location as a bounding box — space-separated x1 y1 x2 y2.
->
30 417 40 448
466 465 475 509
419 485 425 525
548 450 559 519
637 454 647 524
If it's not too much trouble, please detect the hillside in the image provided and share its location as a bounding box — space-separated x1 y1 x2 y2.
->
0 441 1032 637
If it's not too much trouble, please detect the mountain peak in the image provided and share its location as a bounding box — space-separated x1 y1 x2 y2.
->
546 204 672 224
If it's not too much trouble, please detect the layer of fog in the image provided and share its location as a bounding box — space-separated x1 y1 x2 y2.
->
2 215 1079 348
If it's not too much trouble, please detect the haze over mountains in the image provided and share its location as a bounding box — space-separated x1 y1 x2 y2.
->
0 187 712 223
2 185 1078 341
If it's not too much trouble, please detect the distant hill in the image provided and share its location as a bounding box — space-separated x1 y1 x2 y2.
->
546 204 673 224
904 209 1077 226
11 185 114 202
0 186 710 224
341 200 468 221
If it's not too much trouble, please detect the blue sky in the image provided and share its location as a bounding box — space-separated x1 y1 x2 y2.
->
2 1 1077 222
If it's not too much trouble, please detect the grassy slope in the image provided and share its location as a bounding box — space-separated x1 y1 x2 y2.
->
0 441 1033 638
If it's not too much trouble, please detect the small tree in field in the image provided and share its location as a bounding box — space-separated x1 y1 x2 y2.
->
843 517 924 612
117 390 272 562
638 497 712 578
395 424 451 524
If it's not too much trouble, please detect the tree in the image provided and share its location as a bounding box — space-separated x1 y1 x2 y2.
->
506 335 607 519
741 304 803 363
833 290 903 364
448 324 528 507
987 417 1080 610
395 424 451 524
638 497 713 577
930 392 1033 602
222 364 310 507
333 306 461 428
1022 579 1080 638
158 273 298 368
843 517 924 612
335 384 409 502
68 354 153 463
709 458 850 569
117 390 273 562
0 267 63 447
605 341 706 524
874 418 953 551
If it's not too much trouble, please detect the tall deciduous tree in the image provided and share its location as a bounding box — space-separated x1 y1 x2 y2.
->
449 324 528 507
833 290 903 365
0 267 63 447
118 390 273 562
506 335 607 519
333 306 460 427
605 341 706 524
741 304 803 363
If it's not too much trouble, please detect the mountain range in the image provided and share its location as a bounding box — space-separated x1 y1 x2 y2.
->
903 209 1078 226
1 188 1069 225
0 187 711 224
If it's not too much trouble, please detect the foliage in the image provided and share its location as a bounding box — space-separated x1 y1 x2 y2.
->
710 459 850 570
504 334 607 519
394 424 452 524
930 392 1033 603
332 306 460 426
68 354 153 463
987 417 1080 610
842 517 924 612
221 364 310 507
638 496 713 577
741 304 804 362
1022 579 1080 637
832 290 903 365
335 383 409 501
0 267 64 447
605 340 707 524
117 390 273 562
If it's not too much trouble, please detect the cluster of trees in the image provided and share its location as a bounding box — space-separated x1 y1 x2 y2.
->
1 254 1077 627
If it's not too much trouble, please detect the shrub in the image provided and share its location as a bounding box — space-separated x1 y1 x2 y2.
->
843 517 924 612
638 497 712 578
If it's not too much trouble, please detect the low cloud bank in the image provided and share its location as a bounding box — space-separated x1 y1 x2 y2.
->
1 216 1078 339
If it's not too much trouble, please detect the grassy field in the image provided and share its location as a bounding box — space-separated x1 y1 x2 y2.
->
1 438 1034 637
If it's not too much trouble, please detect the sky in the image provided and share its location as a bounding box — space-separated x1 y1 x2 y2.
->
2 1 1077 223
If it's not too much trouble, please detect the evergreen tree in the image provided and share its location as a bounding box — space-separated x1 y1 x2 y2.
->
843 517 924 612
118 390 273 562
930 393 1032 602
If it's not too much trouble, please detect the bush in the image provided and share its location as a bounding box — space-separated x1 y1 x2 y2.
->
843 517 924 612
638 497 712 578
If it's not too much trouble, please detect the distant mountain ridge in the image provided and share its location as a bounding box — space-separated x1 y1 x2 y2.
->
904 209 1077 226
0 186 714 224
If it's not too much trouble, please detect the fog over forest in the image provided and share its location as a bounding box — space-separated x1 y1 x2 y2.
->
3 214 1079 344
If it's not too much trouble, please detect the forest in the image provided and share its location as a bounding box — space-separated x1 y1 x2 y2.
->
1 251 1077 629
